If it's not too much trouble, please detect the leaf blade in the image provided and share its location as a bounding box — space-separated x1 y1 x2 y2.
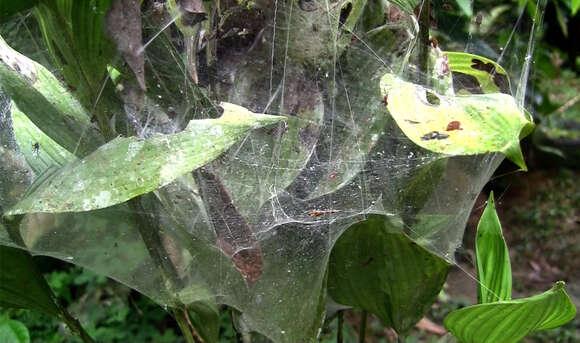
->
7 103 284 214
444 282 577 343
381 72 532 170
0 35 104 157
328 215 450 334
475 191 512 303
0 245 60 317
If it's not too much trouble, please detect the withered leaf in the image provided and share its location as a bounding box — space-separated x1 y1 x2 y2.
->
104 0 145 90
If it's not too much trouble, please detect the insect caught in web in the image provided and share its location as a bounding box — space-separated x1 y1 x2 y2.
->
308 209 341 217
421 131 449 141
382 94 388 106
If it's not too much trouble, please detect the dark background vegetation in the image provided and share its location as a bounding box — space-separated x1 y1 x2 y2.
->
1 0 579 342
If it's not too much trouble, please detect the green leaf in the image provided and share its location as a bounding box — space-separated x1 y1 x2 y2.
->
0 35 104 157
0 317 30 343
455 0 473 17
444 282 577 343
572 0 580 15
0 0 38 23
328 215 450 334
187 300 220 343
34 0 115 108
380 72 532 170
0 245 60 316
7 103 284 214
475 192 512 303
11 104 75 174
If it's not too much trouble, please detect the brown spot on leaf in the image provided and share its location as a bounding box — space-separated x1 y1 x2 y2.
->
471 59 511 94
446 120 461 131
452 71 483 94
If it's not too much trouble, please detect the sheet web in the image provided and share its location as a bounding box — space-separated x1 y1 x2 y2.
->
0 1 542 342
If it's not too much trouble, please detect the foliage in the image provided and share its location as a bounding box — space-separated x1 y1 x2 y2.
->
0 0 576 342
444 193 576 343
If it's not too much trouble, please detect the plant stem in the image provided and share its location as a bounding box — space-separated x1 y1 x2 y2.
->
417 0 431 85
337 310 343 343
128 197 182 291
127 197 199 343
174 309 203 343
359 310 367 343
57 303 96 343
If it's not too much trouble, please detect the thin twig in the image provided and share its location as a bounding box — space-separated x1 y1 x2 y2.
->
337 310 344 343
417 0 431 85
359 310 367 343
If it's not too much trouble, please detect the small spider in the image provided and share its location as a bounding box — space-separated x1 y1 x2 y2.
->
329 172 338 180
32 142 40 156
475 13 483 27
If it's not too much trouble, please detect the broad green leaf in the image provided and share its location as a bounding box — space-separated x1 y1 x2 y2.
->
328 215 450 334
11 104 75 174
444 282 577 343
475 192 512 303
7 103 284 214
446 52 512 95
0 317 30 343
0 35 104 157
380 73 532 170
455 0 473 17
0 245 60 316
0 1 38 23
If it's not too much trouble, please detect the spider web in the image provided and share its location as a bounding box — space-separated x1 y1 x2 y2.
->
0 0 545 341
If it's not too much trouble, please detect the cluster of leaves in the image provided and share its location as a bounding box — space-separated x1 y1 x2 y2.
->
0 1 576 343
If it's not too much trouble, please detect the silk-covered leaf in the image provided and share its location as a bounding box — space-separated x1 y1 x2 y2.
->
11 104 75 174
7 103 284 214
454 0 473 17
476 192 512 303
0 35 104 157
380 73 533 170
444 282 577 343
328 215 450 335
389 0 420 14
